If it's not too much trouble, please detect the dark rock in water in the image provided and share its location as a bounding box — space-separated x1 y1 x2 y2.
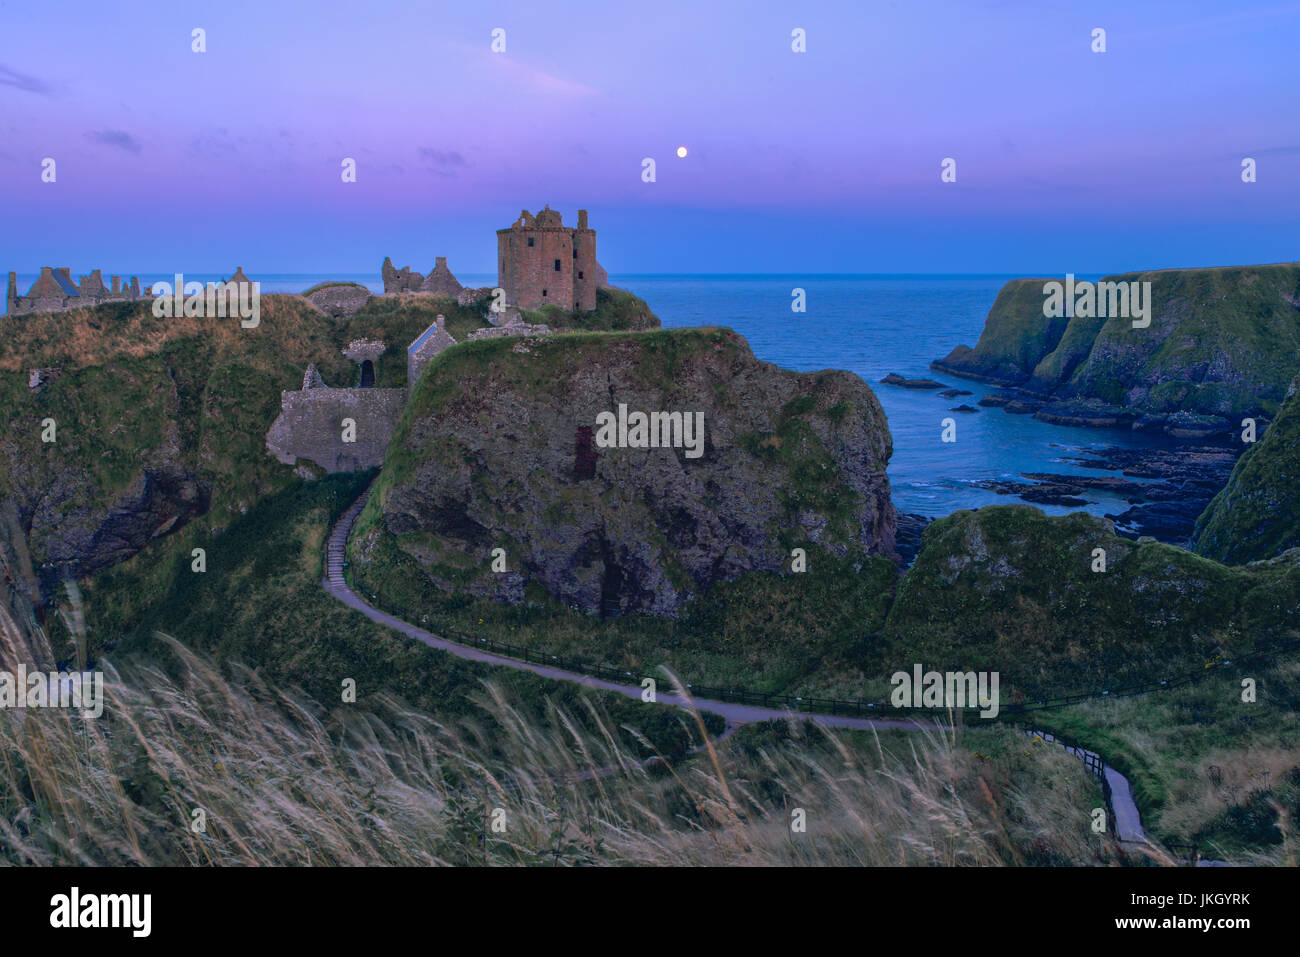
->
978 393 1014 408
1132 414 1170 433
1019 488 1089 507
968 440 1245 545
1108 500 1199 546
938 389 973 398
1003 399 1042 415
1021 472 1146 497
894 512 932 567
949 404 980 414
1066 444 1241 543
880 373 948 390
1033 400 1137 429
972 478 1089 508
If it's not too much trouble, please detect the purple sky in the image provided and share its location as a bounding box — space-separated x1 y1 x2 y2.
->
1 0 1297 274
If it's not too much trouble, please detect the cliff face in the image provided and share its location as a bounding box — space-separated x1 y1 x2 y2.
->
0 294 505 602
357 328 896 618
933 264 1300 434
1194 375 1300 564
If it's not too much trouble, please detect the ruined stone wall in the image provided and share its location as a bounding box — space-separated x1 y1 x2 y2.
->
265 387 407 473
573 226 599 312
6 266 147 316
465 321 552 341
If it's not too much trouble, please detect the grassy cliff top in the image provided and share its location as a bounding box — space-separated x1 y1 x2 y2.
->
935 263 1300 418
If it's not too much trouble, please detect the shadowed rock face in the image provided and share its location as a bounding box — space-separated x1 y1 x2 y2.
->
1194 375 1300 564
4 464 210 599
34 466 210 586
367 328 896 618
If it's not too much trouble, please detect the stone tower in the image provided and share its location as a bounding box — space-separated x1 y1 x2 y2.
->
496 206 605 313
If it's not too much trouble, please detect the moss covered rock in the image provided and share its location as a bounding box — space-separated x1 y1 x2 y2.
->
882 505 1299 699
355 327 895 618
0 293 500 594
933 264 1300 430
1194 375 1300 563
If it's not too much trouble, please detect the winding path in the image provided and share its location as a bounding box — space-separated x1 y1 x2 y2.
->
324 490 1157 847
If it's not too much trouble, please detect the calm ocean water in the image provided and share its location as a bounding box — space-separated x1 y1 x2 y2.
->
12 271 1171 519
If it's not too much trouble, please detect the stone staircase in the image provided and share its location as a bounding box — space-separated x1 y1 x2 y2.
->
326 489 371 587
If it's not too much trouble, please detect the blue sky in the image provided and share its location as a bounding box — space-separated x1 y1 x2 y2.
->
1 0 1297 274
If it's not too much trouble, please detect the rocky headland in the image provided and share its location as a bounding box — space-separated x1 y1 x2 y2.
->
352 327 897 618
932 264 1300 438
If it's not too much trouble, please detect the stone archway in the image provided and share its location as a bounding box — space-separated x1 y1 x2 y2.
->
359 360 375 388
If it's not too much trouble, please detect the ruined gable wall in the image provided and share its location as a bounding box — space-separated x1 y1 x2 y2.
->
265 387 407 472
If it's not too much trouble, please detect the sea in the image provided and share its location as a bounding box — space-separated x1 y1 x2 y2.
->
10 271 1179 520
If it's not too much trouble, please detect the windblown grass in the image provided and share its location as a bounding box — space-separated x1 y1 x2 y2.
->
1 598 1114 867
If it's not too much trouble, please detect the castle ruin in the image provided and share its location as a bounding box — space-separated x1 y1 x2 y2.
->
497 206 608 313
7 267 147 316
381 256 464 297
268 309 555 473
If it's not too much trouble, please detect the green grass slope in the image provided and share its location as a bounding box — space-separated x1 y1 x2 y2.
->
882 505 1300 702
934 263 1300 420
1194 375 1300 563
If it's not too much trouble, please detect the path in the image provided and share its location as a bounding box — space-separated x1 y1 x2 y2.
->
324 489 1171 855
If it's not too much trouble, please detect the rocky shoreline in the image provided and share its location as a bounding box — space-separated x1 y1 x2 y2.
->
878 370 1247 553
971 444 1241 546
960 384 1254 440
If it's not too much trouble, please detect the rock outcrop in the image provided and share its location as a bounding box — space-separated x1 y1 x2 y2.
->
359 327 896 618
932 264 1300 436
1194 375 1300 564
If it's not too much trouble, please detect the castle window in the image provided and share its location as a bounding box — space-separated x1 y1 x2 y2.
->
527 237 534 247
573 249 578 258
578 271 584 279
542 289 548 296
554 259 561 271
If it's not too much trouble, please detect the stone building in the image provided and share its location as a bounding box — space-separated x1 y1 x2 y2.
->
496 206 608 313
407 315 457 386
7 267 146 316
265 343 405 473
